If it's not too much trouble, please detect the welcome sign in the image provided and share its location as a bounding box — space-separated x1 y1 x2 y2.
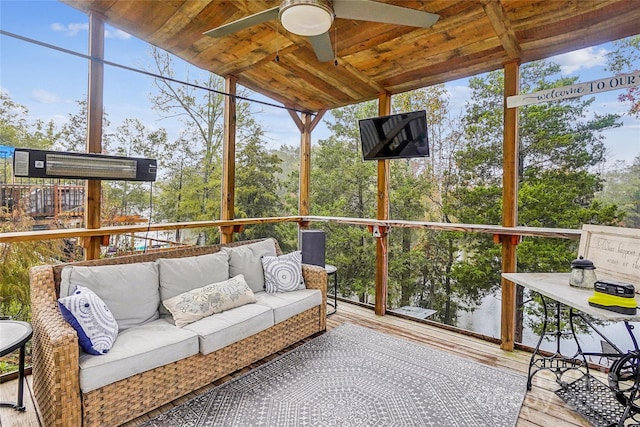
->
578 224 640 287
507 71 640 108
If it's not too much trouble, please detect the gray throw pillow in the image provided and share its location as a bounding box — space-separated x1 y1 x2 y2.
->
261 251 305 293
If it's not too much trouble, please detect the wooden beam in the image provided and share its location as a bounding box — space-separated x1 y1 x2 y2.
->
481 0 522 59
339 60 386 93
500 60 520 351
309 109 326 133
375 93 391 316
298 112 312 220
287 109 304 132
220 75 238 244
84 12 105 261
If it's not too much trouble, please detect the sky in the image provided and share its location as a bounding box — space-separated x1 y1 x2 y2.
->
0 0 639 166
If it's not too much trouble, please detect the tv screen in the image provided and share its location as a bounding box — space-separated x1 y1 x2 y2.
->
359 110 429 160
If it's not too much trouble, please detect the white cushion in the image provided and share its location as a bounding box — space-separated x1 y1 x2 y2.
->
78 318 199 392
156 251 229 314
261 251 305 293
183 303 273 355
58 286 118 355
60 262 160 330
157 251 230 316
163 275 256 328
222 239 277 293
254 289 322 324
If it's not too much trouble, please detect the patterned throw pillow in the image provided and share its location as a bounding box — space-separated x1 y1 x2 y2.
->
261 251 306 293
162 274 256 328
58 285 119 355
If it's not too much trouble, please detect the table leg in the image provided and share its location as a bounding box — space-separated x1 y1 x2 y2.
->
0 344 26 411
16 344 25 411
327 270 337 316
527 294 588 389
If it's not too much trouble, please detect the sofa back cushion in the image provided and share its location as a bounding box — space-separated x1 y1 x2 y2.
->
222 238 277 293
60 262 160 331
156 251 230 316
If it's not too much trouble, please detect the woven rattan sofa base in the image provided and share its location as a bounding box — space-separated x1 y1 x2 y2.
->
29 239 327 427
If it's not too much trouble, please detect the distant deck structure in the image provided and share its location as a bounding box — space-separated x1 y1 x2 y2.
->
0 182 84 228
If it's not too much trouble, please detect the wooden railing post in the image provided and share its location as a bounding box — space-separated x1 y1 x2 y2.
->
84 12 105 260
501 60 520 351
220 75 237 244
375 93 391 316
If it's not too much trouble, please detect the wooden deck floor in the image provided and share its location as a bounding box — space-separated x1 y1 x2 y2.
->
1 302 604 427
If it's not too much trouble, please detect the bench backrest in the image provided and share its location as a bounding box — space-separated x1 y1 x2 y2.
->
578 225 639 287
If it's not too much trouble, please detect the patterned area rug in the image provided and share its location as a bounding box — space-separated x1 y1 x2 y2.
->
142 323 526 427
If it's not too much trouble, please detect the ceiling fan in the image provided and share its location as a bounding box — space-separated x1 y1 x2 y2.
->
203 0 439 63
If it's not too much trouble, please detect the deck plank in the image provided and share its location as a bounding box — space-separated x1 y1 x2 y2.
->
1 302 608 426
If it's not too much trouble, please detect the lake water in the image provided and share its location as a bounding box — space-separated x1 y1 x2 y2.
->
457 289 639 356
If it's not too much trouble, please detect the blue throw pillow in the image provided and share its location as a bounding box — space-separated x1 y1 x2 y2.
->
58 285 119 355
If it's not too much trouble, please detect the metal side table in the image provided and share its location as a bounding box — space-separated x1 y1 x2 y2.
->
325 264 338 315
0 320 33 411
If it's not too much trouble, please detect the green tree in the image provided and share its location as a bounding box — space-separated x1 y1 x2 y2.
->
148 47 226 242
234 118 285 242
311 102 378 302
455 60 623 337
598 156 640 228
607 35 640 117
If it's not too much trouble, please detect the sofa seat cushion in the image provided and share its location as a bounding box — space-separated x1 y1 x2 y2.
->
60 262 160 331
183 303 274 355
156 251 230 316
254 289 322 324
78 318 199 393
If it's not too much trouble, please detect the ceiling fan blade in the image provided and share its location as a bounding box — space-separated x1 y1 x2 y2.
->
203 7 280 38
307 32 334 62
333 0 439 28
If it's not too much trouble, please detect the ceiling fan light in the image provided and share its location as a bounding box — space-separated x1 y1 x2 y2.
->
279 0 334 36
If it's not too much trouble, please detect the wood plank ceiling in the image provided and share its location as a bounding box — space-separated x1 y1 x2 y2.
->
61 0 640 113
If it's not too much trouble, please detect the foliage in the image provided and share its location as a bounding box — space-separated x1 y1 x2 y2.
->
607 35 640 117
234 117 285 242
310 101 378 301
0 213 66 321
458 61 623 336
597 156 640 228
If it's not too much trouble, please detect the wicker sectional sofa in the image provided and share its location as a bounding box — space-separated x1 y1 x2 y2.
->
29 238 327 427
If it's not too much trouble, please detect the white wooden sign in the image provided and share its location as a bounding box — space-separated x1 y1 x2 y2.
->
507 71 640 108
578 224 640 287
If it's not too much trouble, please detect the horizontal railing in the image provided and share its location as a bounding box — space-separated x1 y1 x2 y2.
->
0 215 582 243
1 215 583 350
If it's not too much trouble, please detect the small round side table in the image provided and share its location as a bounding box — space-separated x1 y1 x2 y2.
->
0 320 33 412
325 264 338 315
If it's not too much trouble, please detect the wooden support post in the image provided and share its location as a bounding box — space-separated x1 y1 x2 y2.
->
220 75 237 244
289 108 325 231
375 93 391 316
84 13 105 260
501 60 520 351
298 112 312 221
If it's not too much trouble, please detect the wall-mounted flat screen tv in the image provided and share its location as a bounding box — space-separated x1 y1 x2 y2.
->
359 110 429 160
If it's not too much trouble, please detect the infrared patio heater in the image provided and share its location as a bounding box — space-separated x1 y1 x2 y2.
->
13 148 157 182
